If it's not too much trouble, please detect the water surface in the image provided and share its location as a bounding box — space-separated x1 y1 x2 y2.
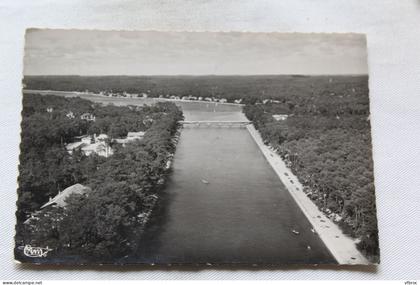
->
134 127 335 264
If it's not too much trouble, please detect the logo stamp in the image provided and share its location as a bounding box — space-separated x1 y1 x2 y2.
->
23 245 53 258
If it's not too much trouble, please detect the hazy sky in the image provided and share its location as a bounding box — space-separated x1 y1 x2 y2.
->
24 29 368 75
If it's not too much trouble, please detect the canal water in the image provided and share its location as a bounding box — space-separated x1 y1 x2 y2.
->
133 111 336 264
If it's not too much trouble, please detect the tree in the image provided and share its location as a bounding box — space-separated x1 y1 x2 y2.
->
60 182 146 259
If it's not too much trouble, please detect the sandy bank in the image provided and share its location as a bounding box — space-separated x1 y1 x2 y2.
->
246 124 369 265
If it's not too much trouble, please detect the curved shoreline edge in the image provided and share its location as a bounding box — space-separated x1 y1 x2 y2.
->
246 124 370 265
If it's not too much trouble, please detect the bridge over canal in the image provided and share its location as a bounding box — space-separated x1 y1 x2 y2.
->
180 120 251 128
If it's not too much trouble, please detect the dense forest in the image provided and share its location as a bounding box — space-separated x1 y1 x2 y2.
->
16 93 183 261
243 75 379 262
24 75 368 104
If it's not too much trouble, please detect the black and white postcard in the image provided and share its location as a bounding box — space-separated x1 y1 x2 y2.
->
15 30 379 265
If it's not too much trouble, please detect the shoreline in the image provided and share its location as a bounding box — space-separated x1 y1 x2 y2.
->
246 124 370 265
22 89 245 107
140 126 182 226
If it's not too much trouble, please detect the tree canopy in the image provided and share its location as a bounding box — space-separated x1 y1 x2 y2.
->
243 76 379 262
16 94 183 261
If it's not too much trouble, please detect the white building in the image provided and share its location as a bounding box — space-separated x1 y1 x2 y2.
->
80 135 92 144
41 184 91 209
127 131 145 138
81 142 113 157
65 134 112 157
66 111 75 119
24 184 91 225
114 131 145 147
65 141 86 154
80 113 96 121
95 133 109 142
272 114 289 121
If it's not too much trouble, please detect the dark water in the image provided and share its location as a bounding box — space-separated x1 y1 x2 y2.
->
133 128 336 264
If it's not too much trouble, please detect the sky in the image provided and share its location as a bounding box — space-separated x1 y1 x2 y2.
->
24 29 368 76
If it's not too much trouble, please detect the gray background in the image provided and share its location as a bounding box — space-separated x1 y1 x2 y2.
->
1 0 419 280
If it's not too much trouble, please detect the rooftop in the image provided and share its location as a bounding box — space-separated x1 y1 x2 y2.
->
41 183 90 209
127 131 145 137
65 141 86 151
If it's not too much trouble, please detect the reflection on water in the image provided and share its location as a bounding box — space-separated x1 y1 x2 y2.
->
133 128 336 264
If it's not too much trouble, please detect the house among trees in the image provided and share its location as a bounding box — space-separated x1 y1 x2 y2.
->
219 98 227 103
80 135 93 144
127 131 145 138
24 184 91 225
65 134 113 157
181 95 198 101
81 141 113 157
65 141 86 154
80 113 96 121
66 111 75 119
41 184 91 209
263 99 281 104
272 114 289 121
143 116 154 125
234 99 243 104
46 107 53 113
95 133 109 142
114 131 145 147
65 135 92 154
83 134 112 157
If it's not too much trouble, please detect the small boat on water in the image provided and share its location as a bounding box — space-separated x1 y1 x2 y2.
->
201 179 209 184
292 229 300 235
